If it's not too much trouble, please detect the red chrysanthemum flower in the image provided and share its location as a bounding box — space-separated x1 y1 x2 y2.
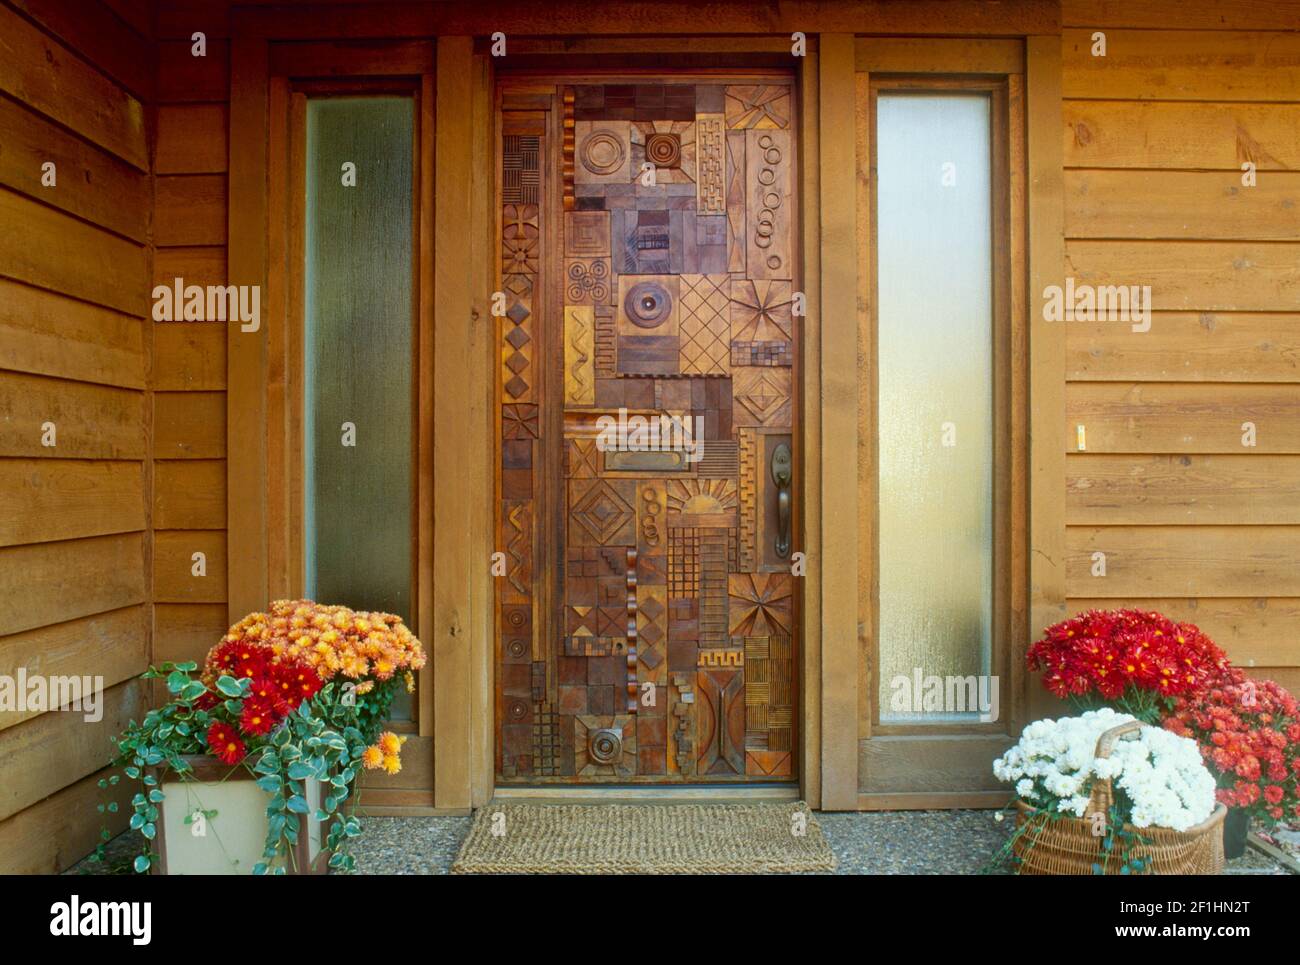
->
206 721 246 765
239 699 276 736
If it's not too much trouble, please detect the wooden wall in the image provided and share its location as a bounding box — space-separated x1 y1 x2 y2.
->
0 0 152 872
151 1 232 670
1060 0 1300 696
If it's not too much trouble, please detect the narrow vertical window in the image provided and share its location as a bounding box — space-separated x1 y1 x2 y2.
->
875 93 994 722
303 97 415 625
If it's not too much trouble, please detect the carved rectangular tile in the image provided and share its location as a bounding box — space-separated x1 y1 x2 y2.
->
728 573 793 637
501 273 533 401
532 701 560 776
745 750 791 777
566 437 600 478
574 714 636 778
677 273 731 376
575 120 631 184
696 667 745 776
695 113 726 215
593 304 617 376
730 279 793 344
699 528 730 649
738 429 758 570
732 366 791 428
745 130 792 279
568 478 636 546
725 85 791 130
725 132 746 273
565 210 610 256
667 671 696 776
731 340 792 367
501 501 532 603
631 120 696 184
668 527 700 596
502 134 540 204
564 305 596 406
564 258 613 306
502 203 539 274
696 439 738 479
637 582 667 688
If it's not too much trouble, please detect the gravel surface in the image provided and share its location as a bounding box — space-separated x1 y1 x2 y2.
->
68 808 1291 876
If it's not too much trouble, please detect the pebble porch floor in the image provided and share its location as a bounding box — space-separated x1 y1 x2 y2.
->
74 809 1291 875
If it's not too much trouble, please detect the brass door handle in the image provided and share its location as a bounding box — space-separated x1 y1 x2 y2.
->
771 443 792 559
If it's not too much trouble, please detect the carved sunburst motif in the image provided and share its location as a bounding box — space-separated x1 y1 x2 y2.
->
728 573 792 636
666 478 738 515
730 279 793 343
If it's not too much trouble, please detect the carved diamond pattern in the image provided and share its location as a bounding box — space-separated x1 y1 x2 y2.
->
571 480 635 545
678 274 731 376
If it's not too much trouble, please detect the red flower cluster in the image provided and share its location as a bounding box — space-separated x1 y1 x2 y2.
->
197 638 324 763
1027 609 1231 702
1164 674 1300 822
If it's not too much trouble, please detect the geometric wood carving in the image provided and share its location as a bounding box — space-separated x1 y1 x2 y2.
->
632 120 696 184
728 573 793 637
503 203 540 274
737 429 758 571
730 279 792 344
696 667 745 775
568 478 636 546
678 273 731 375
744 131 792 280
564 305 596 405
575 714 636 778
724 85 791 130
725 131 746 273
732 366 791 428
696 113 725 214
575 121 631 183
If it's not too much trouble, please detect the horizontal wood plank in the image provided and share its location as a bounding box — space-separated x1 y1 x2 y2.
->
1067 312 1300 383
0 188 147 316
1065 170 1300 241
1064 101 1300 171
156 0 231 40
854 37 1023 74
1065 596 1300 667
8 0 153 99
0 533 144 635
0 372 145 458
1067 453 1300 524
1063 0 1300 31
1066 241 1300 312
0 680 143 822
153 530 228 603
153 603 229 665
0 278 144 389
154 459 226 529
156 104 229 174
859 736 1008 793
0 459 144 545
1063 29 1300 102
1067 383 1300 453
1066 525 1300 597
0 4 146 169
155 175 228 246
154 390 226 458
0 605 147 730
0 767 132 873
158 38 230 102
153 322 227 390
153 246 228 291
0 95 149 241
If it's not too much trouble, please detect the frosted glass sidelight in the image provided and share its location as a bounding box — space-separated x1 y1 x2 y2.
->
304 97 415 635
875 93 994 723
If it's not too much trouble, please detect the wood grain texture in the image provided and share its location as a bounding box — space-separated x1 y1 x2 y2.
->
0 605 147 731
153 603 230 666
0 459 144 546
158 38 231 102
0 4 146 169
0 95 149 242
1063 29 1300 102
153 247 228 291
1065 241 1300 312
154 391 226 458
1063 101 1300 171
0 279 143 389
0 768 132 873
153 323 227 390
155 176 229 246
1065 171 1300 241
1067 453 1300 524
1066 526 1300 597
1065 596 1300 668
156 105 229 174
1067 383 1300 453
8 0 153 97
153 531 228 603
1067 313 1300 383
0 533 145 636
0 373 144 459
1063 0 1300 30
154 460 227 529
0 189 147 316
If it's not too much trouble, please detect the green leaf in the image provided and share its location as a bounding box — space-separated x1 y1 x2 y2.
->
148 789 165 803
124 766 140 779
253 862 268 876
287 761 316 781
255 775 282 793
175 661 198 672
166 670 189 694
107 802 119 814
286 795 309 814
141 822 156 841
180 681 207 702
216 675 245 698
328 852 347 869
129 813 145 831
133 855 150 874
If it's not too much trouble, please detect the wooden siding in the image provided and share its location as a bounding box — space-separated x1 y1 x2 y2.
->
1060 2 1300 693
0 0 151 873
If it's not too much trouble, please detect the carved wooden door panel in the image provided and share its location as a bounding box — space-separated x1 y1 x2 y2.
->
496 76 798 784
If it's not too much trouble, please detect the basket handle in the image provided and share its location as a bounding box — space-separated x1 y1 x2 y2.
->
1084 719 1144 820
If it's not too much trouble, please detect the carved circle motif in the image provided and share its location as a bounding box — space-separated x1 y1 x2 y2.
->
644 132 682 168
506 638 528 660
505 608 528 630
566 259 610 303
754 134 784 272
506 698 529 722
589 727 622 764
579 130 626 175
623 281 673 329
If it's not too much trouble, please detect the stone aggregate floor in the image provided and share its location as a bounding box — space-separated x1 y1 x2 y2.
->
345 808 1288 875
72 807 1290 876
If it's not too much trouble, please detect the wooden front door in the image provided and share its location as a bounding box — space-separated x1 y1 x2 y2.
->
495 74 799 784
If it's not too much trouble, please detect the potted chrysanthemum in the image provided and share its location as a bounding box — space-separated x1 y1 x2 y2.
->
93 600 425 874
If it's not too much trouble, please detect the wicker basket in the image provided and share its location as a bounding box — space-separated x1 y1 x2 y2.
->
1012 720 1226 875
